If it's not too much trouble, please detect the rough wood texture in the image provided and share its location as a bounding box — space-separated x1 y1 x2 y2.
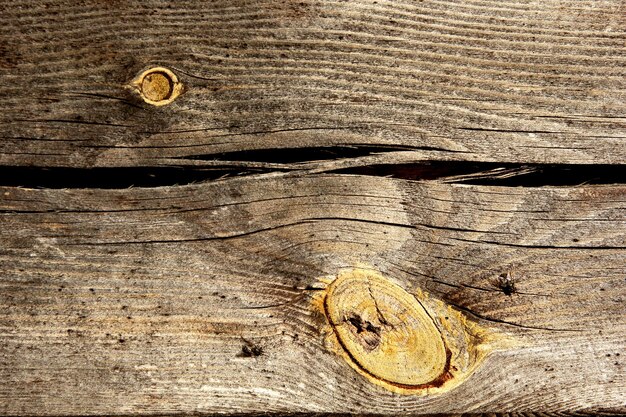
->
1 176 624 415
0 0 625 168
1 0 625 415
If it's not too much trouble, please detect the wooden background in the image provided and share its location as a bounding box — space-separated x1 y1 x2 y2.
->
0 0 624 415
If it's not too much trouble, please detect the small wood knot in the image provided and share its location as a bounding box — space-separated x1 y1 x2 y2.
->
131 67 182 106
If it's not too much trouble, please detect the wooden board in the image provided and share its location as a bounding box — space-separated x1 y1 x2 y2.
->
0 0 625 168
1 0 625 415
1 176 625 415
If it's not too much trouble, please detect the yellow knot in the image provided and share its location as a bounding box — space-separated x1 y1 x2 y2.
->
131 67 182 106
314 268 516 395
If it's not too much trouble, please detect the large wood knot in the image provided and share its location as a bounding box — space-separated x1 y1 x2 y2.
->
317 268 515 394
325 270 447 387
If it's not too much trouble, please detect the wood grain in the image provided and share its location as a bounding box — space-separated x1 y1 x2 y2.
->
1 175 624 415
1 0 625 415
0 0 625 168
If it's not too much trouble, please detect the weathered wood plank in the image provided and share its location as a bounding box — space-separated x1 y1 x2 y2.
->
1 0 625 168
1 0 625 415
1 175 624 415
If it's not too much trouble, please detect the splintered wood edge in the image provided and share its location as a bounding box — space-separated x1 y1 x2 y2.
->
312 268 518 395
129 67 183 106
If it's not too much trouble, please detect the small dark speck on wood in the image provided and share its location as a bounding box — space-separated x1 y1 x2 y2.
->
496 272 517 296
239 338 264 357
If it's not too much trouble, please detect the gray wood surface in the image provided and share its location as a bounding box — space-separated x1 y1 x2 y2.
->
1 0 625 168
0 0 625 415
1 176 624 414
